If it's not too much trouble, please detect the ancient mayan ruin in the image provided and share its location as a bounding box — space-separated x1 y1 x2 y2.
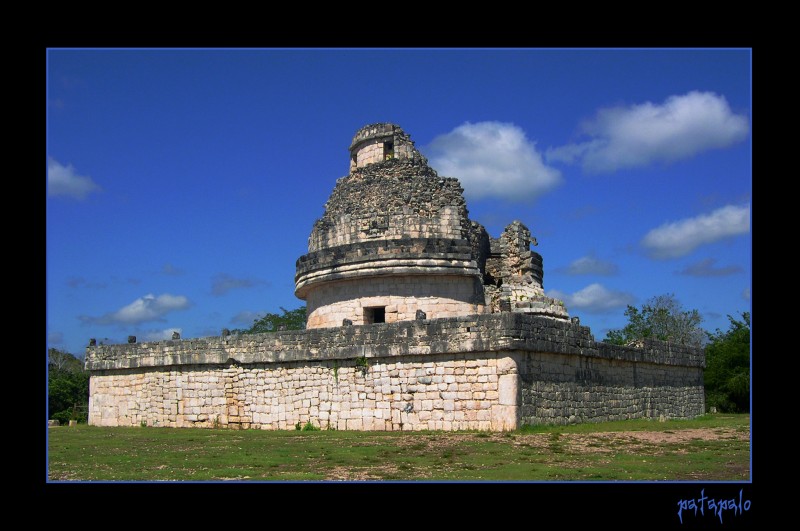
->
296 123 568 327
85 123 705 431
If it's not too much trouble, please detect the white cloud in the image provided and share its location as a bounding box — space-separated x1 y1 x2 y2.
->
47 157 101 199
557 255 618 276
211 273 264 296
66 276 107 289
162 263 185 276
546 91 749 173
677 258 743 277
141 328 183 342
48 331 64 344
641 204 750 259
425 121 562 201
742 287 750 300
231 310 266 326
81 293 191 325
547 283 635 313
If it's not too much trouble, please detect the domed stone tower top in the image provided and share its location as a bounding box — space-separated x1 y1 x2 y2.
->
295 123 569 329
348 123 427 171
305 124 469 254
295 123 486 328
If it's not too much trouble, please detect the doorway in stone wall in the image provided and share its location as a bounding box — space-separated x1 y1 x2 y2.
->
364 306 386 324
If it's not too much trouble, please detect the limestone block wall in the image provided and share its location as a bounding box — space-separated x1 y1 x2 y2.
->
518 351 705 425
499 284 569 317
305 275 487 328
355 141 387 167
89 353 517 431
85 314 705 431
352 141 415 168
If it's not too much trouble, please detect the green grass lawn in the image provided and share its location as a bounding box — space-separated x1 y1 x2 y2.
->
47 414 749 481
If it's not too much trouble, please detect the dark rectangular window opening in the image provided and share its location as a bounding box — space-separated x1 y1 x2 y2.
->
384 142 394 160
364 306 386 324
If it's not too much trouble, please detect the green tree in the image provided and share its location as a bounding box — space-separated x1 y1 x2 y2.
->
704 312 750 413
233 306 307 334
48 348 90 424
604 294 704 348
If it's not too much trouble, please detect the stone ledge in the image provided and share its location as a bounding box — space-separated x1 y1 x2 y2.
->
296 237 475 275
349 123 402 150
295 261 482 298
86 313 704 371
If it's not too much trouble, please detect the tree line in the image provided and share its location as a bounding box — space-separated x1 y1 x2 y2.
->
603 294 750 413
48 348 90 424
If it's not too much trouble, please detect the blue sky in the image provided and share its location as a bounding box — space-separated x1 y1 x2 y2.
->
46 48 751 355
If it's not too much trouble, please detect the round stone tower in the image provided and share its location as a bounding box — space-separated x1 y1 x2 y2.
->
295 123 488 328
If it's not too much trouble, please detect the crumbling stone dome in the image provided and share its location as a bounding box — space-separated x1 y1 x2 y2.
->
295 123 568 329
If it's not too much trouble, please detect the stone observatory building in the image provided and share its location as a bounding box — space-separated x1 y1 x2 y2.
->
84 123 705 431
295 123 568 328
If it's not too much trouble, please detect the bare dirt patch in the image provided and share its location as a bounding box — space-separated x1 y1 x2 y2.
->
566 426 749 456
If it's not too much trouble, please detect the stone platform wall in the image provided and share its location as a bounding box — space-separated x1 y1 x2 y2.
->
85 314 705 430
88 352 516 431
518 352 705 425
